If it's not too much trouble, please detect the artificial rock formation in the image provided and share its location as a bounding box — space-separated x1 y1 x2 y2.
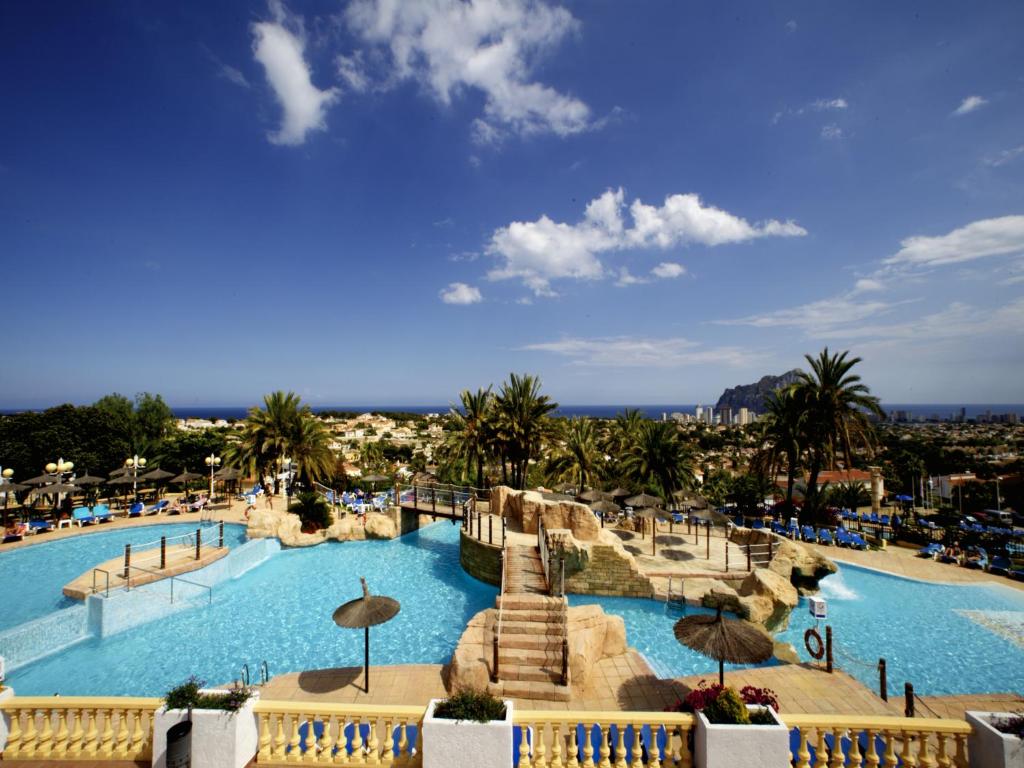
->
247 509 399 547
490 487 599 541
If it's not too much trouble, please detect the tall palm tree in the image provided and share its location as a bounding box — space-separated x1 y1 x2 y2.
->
753 385 806 512
443 387 493 489
795 348 883 518
228 391 332 491
491 373 558 489
546 417 603 491
622 421 696 500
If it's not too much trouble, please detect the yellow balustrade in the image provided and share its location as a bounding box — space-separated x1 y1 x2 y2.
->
251 701 425 766
786 715 971 768
0 696 159 762
510 710 695 768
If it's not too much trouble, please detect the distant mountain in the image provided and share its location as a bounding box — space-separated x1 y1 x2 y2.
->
715 369 802 414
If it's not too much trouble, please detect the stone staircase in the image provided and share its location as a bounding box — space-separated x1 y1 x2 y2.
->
488 545 571 702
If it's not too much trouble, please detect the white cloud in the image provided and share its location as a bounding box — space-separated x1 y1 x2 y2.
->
614 268 646 287
344 0 592 140
486 187 805 294
884 215 1024 267
983 145 1024 168
521 336 756 368
336 52 369 93
953 95 988 116
720 295 902 330
820 124 843 140
773 97 849 124
853 278 884 293
252 1 339 145
219 65 251 88
813 299 1024 343
812 98 848 111
439 282 483 304
651 262 686 279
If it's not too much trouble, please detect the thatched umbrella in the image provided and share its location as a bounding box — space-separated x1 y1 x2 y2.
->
673 605 774 685
626 492 663 508
171 471 202 501
21 473 59 486
214 466 242 504
577 488 612 503
30 482 80 498
608 487 631 499
332 577 400 693
141 468 174 482
634 508 666 553
71 474 105 486
590 499 620 518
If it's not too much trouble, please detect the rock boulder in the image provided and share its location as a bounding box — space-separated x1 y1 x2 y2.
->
737 567 800 631
364 513 398 540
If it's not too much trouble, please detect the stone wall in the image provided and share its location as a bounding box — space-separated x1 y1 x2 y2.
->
460 529 502 586
559 529 655 598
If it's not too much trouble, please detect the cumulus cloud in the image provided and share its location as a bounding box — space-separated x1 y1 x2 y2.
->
884 215 1024 267
252 1 339 146
486 188 804 295
953 95 988 116
336 52 370 93
614 268 645 287
651 262 686 279
853 278 884 293
439 282 483 304
344 0 592 141
813 98 848 111
521 336 756 368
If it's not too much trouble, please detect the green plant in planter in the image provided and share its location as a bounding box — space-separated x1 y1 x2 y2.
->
433 689 506 723
703 688 750 725
165 677 253 713
992 712 1024 739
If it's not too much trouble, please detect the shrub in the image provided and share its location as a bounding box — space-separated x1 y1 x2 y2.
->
289 491 333 533
433 689 506 723
703 688 750 725
667 680 780 724
991 712 1024 739
164 677 253 712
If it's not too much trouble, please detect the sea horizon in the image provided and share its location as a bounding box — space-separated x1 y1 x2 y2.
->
6 403 1024 420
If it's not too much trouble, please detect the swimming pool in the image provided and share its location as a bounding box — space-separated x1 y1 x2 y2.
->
4 523 1023 698
0 522 248 632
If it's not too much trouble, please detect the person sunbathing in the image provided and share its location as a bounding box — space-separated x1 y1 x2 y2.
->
5 521 27 538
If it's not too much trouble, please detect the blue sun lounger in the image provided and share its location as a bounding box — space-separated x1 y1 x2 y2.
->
918 542 943 558
989 555 1011 575
28 519 53 534
72 506 96 526
92 504 112 523
817 528 833 545
801 525 816 542
128 502 145 518
145 499 169 515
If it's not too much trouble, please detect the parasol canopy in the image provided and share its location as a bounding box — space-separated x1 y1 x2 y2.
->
214 467 242 480
29 482 80 498
608 487 631 499
0 482 28 493
21 473 60 486
625 492 664 508
332 577 401 693
673 604 774 685
106 475 139 486
171 471 202 484
361 473 390 484
70 474 105 486
589 500 620 517
141 468 174 482
577 488 613 503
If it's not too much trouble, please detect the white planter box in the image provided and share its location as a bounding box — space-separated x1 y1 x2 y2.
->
966 711 1024 768
422 698 514 768
0 687 13 754
695 704 788 768
151 689 259 768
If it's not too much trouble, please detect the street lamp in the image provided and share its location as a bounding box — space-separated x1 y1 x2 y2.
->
205 453 221 501
125 455 146 497
45 458 74 512
281 456 293 509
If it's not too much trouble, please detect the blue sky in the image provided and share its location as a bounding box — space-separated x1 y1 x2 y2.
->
2 0 1023 408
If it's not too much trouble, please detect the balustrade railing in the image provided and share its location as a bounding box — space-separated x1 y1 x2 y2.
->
1 696 159 761
253 701 423 766
786 714 971 768
511 710 695 768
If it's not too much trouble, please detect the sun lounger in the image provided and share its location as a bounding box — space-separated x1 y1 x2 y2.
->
28 519 53 534
988 555 1011 575
801 525 816 542
2 532 23 544
964 547 988 570
92 504 112 523
72 506 96 526
128 502 145 518
918 542 943 558
145 499 168 515
817 528 833 545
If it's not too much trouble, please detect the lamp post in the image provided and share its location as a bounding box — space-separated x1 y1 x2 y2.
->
205 453 221 501
125 455 146 498
46 457 75 510
281 456 293 510
2 467 13 526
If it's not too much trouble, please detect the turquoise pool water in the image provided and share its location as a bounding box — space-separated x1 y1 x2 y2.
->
4 521 1023 697
0 522 248 632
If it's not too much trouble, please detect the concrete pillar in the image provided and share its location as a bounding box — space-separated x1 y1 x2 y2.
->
870 466 882 514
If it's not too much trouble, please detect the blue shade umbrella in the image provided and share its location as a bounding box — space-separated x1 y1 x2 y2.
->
895 494 913 502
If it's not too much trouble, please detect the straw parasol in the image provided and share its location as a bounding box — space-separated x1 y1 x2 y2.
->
577 489 613 503
70 474 105 486
332 577 401 693
21 473 59 486
29 482 80 498
214 467 242 480
141 468 174 482
673 604 774 685
625 492 663 508
634 507 670 553
589 500 620 517
608 487 631 499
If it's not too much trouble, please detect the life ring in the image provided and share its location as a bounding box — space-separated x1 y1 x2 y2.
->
804 628 825 660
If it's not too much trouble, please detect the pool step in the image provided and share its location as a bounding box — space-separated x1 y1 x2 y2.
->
498 608 563 623
498 634 564 652
498 647 562 666
498 664 563 684
495 594 562 610
501 620 563 636
489 679 571 702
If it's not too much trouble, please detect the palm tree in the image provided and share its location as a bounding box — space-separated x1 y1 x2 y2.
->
491 373 558 489
546 417 603 491
443 387 493 489
795 348 883 519
622 421 695 499
228 391 333 491
753 385 806 512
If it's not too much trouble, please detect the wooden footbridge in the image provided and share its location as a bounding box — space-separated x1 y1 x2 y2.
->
395 482 488 521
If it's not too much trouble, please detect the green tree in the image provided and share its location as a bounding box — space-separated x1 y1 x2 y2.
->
701 468 734 507
753 386 805 513
443 387 493 488
795 348 884 521
289 491 333 532
133 393 175 446
546 417 603 491
491 373 558 489
623 421 695 499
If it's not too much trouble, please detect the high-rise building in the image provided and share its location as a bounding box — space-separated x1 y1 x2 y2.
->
738 407 750 425
718 406 732 426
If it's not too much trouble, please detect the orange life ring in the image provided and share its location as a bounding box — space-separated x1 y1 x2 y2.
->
804 628 825 659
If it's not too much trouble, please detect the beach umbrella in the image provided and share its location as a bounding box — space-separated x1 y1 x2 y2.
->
332 577 400 693
214 467 242 480
1 482 28 494
70 474 105 486
109 466 130 478
21 473 60 486
608 487 631 499
171 471 202 499
634 507 668 554
29 482 80 499
673 604 774 686
625 492 663 508
589 500 619 528
362 473 389 484
577 489 613 503
105 475 138 486
141 468 174 482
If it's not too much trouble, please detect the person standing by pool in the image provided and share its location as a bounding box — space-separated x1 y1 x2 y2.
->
245 493 256 519
265 489 273 510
